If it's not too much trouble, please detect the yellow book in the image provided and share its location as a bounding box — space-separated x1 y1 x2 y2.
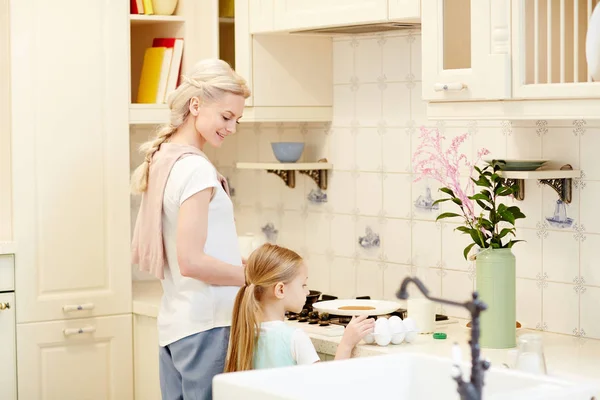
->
137 47 166 103
142 0 154 14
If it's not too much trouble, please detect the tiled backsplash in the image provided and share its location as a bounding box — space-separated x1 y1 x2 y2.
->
136 30 600 340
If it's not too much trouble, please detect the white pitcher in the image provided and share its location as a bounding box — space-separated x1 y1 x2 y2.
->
238 233 264 259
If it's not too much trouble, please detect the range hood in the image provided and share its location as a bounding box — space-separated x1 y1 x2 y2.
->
290 21 421 35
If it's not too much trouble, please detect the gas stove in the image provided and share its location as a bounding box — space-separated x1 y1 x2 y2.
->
286 294 408 327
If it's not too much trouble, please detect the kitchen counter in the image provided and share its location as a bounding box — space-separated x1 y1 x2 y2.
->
0 241 16 255
133 280 600 393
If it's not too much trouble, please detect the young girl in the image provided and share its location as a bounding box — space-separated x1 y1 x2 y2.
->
224 243 375 372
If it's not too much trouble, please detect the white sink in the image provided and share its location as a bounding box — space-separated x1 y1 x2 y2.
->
213 353 597 400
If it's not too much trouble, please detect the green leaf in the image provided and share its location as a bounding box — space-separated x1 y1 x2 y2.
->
472 177 492 188
473 166 482 175
470 193 490 201
499 209 516 225
455 226 472 234
452 197 463 206
439 187 455 197
469 229 485 248
475 200 491 211
507 206 526 219
436 212 461 220
432 198 451 206
498 228 515 239
507 240 525 248
463 243 476 260
496 187 514 196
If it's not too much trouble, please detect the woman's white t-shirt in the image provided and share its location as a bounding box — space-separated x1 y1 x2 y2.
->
158 155 242 347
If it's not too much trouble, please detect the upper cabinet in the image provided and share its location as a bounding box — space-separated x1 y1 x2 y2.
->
272 0 389 31
253 0 420 33
422 0 600 120
236 0 333 121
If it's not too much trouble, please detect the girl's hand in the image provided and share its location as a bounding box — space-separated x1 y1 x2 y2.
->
340 314 375 349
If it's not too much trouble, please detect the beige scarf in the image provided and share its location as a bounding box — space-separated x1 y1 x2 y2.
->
131 143 228 279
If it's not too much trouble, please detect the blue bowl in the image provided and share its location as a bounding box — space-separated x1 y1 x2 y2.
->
271 142 305 163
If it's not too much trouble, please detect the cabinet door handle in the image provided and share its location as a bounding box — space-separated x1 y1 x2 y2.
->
62 303 95 312
63 326 96 336
434 82 467 92
0 302 9 311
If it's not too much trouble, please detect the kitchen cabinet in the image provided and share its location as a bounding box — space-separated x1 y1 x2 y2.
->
422 0 600 120
0 0 11 242
388 0 421 20
273 0 389 31
0 292 16 400
10 0 132 323
236 0 333 121
133 313 161 400
17 314 133 400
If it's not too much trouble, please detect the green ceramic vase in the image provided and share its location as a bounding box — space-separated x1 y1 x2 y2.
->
476 248 516 349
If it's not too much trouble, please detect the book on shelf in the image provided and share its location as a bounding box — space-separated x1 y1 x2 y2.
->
136 38 184 104
130 0 153 14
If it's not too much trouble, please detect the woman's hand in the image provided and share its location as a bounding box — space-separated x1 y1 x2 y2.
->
335 315 375 360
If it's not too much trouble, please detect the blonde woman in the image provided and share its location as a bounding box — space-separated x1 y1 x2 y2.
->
131 59 250 400
224 243 375 373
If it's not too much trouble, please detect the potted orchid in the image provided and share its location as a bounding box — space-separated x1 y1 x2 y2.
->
412 126 526 349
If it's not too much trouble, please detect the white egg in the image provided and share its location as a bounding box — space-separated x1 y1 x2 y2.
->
363 332 375 344
374 332 392 346
402 317 419 343
388 316 406 345
374 318 390 335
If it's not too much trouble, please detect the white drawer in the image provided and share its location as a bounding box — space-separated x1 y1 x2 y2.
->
0 254 14 292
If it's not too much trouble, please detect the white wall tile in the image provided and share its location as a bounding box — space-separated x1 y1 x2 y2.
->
382 82 411 127
542 127 580 170
356 260 384 298
279 210 306 251
382 127 411 173
542 230 580 283
382 174 412 219
330 257 356 298
580 286 600 340
580 181 600 233
355 84 382 126
355 37 382 83
383 263 412 302
543 282 579 336
410 34 422 81
330 213 356 258
329 127 355 170
307 254 331 294
327 171 356 214
441 223 473 271
412 221 441 268
356 216 384 260
304 212 331 254
235 169 261 207
580 127 600 180
356 172 383 216
506 126 543 159
516 278 542 330
258 172 283 209
333 40 354 85
580 234 600 287
382 219 412 265
382 35 411 82
355 127 381 171
441 270 473 319
333 85 355 126
257 127 280 162
512 228 542 280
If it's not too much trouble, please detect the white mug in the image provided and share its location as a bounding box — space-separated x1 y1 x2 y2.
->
407 298 436 334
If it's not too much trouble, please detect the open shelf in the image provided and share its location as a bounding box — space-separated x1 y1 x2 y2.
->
237 162 333 170
498 169 580 180
498 165 580 204
129 104 169 125
130 15 185 25
237 161 333 190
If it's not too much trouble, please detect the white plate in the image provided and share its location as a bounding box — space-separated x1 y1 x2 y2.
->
312 299 403 316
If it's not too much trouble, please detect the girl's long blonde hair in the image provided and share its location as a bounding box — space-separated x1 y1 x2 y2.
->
130 59 250 194
224 243 304 373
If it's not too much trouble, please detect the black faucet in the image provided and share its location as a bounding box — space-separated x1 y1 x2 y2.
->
396 277 490 400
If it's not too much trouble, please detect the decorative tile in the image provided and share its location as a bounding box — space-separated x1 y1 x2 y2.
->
512 228 542 280
542 230 579 283
382 82 411 127
543 282 579 336
382 219 411 265
382 174 412 219
304 212 330 254
441 270 474 319
330 257 356 299
306 254 331 294
355 38 381 83
355 172 383 216
355 127 381 171
516 278 542 330
332 85 355 126
411 221 441 268
355 84 382 126
356 260 384 299
333 40 354 85
580 286 600 339
382 35 411 83
581 234 600 287
329 214 356 258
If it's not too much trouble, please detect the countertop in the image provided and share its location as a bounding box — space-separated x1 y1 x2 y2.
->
0 241 16 255
133 280 600 392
